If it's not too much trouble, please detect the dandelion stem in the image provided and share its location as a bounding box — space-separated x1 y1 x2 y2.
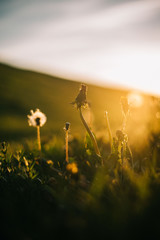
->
79 107 101 158
123 141 126 159
37 126 41 152
118 141 122 163
65 130 69 163
122 115 127 132
128 143 133 169
89 108 92 128
118 140 123 181
105 111 113 154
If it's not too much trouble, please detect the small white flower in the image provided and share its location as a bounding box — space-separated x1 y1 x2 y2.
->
27 109 47 127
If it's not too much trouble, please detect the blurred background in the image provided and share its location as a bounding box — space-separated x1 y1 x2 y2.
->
0 0 160 94
0 0 160 143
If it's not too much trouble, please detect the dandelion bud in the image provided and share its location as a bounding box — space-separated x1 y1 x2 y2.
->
65 122 70 131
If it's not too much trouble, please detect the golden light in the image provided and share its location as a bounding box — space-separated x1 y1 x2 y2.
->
156 112 160 119
127 92 144 108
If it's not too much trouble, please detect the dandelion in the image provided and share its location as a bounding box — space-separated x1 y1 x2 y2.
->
27 109 47 152
72 84 101 158
66 162 78 174
64 122 70 163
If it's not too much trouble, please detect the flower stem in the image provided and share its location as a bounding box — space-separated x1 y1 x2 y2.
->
118 140 123 181
128 143 133 169
122 114 127 132
65 130 69 163
79 107 101 157
118 141 122 163
105 111 113 154
37 126 41 152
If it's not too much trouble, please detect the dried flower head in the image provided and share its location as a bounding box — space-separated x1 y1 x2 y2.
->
116 130 125 142
72 84 88 109
121 96 130 116
27 109 47 127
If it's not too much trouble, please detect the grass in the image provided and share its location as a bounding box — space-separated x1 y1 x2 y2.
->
1 134 160 240
1 63 160 239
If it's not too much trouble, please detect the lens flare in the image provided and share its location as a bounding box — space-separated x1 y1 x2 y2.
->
127 92 143 108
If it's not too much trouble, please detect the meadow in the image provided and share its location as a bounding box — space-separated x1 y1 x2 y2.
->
1 63 160 239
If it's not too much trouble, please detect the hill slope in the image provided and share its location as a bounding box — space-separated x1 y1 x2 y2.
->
0 63 151 142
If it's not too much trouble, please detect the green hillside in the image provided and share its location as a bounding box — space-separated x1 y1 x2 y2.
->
0 63 153 144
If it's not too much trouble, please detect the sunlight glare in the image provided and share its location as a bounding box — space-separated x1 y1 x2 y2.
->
127 92 144 108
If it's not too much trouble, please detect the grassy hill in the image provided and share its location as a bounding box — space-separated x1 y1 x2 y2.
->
0 63 155 145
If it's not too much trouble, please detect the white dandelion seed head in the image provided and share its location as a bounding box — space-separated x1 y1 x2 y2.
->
27 109 47 127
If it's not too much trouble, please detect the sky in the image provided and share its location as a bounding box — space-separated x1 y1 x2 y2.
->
0 0 160 95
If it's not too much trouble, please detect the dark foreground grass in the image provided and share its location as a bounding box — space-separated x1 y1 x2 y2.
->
1 135 160 240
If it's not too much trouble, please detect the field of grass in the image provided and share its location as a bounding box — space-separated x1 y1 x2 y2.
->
1 63 160 239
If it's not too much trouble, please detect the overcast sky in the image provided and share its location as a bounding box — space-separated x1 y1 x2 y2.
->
0 0 160 95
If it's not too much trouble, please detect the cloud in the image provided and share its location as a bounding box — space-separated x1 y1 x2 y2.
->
0 0 160 94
